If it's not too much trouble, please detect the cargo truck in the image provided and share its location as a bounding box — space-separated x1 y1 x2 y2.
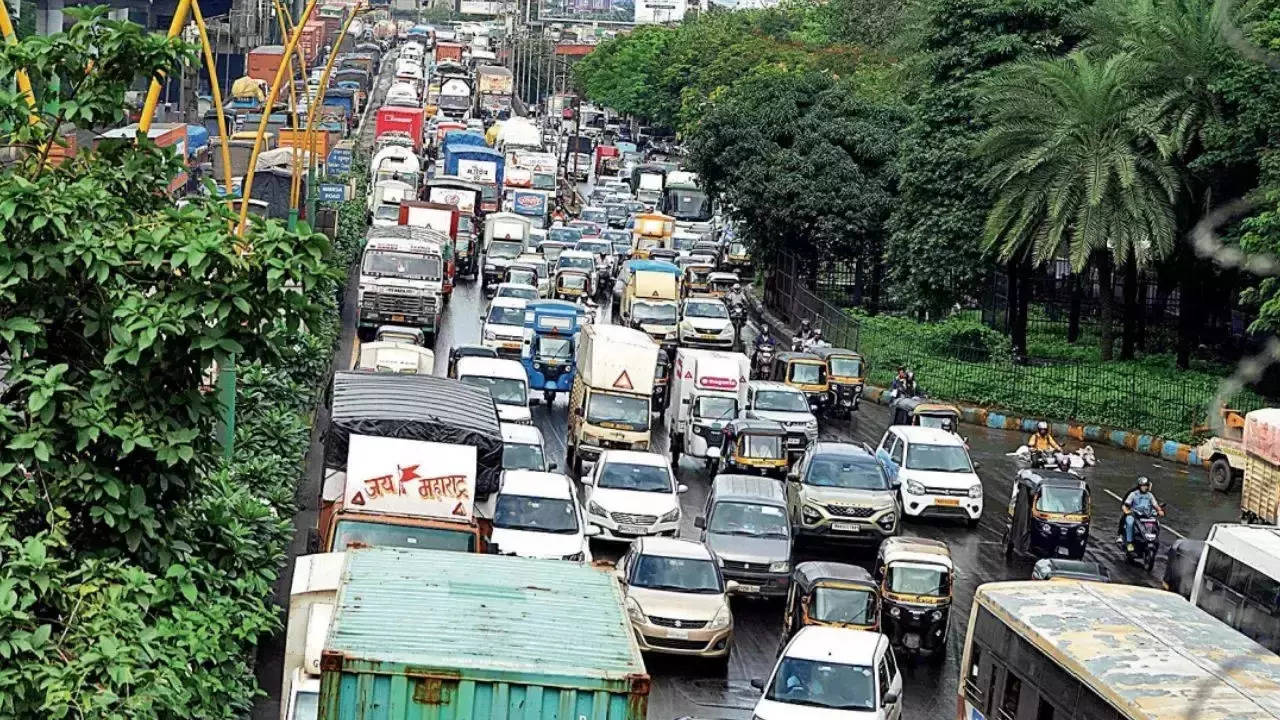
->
435 41 465 63
374 106 424 151
1242 408 1280 523
667 349 750 469
566 325 660 476
318 547 649 720
398 202 458 298
619 260 680 349
475 65 514 115
444 144 505 213
356 227 445 338
319 372 504 549
247 45 286 84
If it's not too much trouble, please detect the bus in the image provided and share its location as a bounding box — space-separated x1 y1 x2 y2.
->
1191 523 1280 654
960 580 1280 720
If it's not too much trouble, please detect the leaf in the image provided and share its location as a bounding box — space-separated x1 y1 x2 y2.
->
30 624 51 648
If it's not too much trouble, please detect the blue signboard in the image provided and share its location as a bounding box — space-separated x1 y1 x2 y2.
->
327 146 353 175
512 190 548 218
318 183 348 203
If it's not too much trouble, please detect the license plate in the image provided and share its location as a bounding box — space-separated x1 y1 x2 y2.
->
904 633 921 649
737 584 760 594
935 498 961 507
698 333 719 339
832 522 861 533
1057 545 1070 556
618 524 647 535
501 341 521 349
664 628 690 639
787 438 804 447
391 314 405 322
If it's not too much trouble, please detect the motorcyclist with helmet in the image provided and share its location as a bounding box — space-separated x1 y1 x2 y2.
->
792 319 813 351
1027 421 1062 453
752 327 776 372
803 327 829 351
1121 477 1164 552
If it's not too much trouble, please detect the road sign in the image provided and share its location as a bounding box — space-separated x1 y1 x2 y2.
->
327 146 353 175
318 183 348 203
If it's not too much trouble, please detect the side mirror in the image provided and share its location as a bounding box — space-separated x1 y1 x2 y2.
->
725 580 740 593
548 462 558 470
883 691 899 705
750 678 765 691
694 516 706 529
891 478 901 489
787 468 801 482
584 525 602 537
677 483 688 494
613 569 626 583
580 474 594 485
973 460 982 469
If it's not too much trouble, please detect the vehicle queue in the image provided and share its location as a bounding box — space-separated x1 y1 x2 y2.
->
279 26 1280 720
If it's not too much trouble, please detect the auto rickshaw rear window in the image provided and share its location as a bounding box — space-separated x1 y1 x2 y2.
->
743 434 783 458
806 458 888 490
886 562 950 596
789 363 826 385
1036 485 1086 514
812 587 876 625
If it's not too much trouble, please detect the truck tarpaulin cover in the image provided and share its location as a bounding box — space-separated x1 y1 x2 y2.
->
327 372 504 497
1246 408 1280 467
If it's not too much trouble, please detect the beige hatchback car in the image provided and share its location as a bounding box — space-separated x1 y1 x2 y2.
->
616 537 737 673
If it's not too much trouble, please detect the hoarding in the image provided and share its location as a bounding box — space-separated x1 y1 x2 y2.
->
634 0 684 23
459 0 500 13
536 0 635 24
345 435 476 521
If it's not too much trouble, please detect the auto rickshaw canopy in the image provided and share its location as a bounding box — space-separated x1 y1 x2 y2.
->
809 347 864 378
772 351 829 387
891 395 961 429
785 562 879 635
794 561 876 594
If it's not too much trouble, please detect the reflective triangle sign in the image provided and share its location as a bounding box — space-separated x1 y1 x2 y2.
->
614 370 633 390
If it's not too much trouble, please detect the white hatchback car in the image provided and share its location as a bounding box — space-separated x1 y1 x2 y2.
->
875 426 983 526
482 296 529 359
491 470 596 562
582 450 687 541
752 627 903 720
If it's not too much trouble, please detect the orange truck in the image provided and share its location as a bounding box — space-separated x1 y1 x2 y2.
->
247 45 286 84
435 42 464 63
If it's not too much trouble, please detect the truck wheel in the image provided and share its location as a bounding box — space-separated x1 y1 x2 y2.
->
357 326 374 343
1209 457 1236 492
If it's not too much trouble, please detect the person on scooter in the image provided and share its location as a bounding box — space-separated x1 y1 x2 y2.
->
1027 421 1062 453
753 327 776 369
1121 477 1164 552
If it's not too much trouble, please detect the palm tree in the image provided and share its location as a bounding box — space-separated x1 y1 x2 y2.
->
976 51 1180 360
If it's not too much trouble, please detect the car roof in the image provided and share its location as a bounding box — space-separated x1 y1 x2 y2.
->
599 449 671 467
637 536 713 560
456 356 526 379
749 380 803 394
891 425 967 446
808 441 875 460
501 422 544 443
784 626 884 664
489 296 530 309
561 249 594 258
499 470 573 498
710 474 787 505
496 282 537 293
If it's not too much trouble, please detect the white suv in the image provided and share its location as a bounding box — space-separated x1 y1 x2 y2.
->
752 626 903 719
581 450 687 541
875 426 982 527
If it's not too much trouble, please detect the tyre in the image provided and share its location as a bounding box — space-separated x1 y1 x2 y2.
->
708 653 730 677
928 645 947 666
1209 457 1236 492
1144 546 1157 572
967 517 980 529
543 390 556 406
356 326 375 343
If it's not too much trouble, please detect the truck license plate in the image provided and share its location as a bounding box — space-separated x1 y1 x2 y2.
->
935 498 961 507
787 437 804 447
832 522 861 533
904 633 921 649
391 314 405 322
1057 545 1070 556
501 341 520 349
618 524 647 535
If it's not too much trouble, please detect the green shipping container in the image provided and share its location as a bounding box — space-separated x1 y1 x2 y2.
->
319 547 650 720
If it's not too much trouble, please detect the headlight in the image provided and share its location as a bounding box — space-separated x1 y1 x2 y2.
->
664 331 678 340
806 419 818 431
906 481 925 495
658 507 680 523
931 609 943 621
968 484 983 498
889 606 901 618
484 330 496 340
877 512 897 530
768 560 789 573
801 505 822 523
588 501 608 516
563 551 585 561
707 603 731 630
625 596 645 624
1075 525 1088 535
720 325 733 336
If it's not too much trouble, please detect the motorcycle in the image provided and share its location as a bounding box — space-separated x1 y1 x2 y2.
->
729 301 746 339
752 343 775 378
1117 507 1164 571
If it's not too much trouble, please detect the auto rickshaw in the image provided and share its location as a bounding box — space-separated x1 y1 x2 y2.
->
631 212 674 260
716 419 789 478
653 351 671 413
706 272 739 299
1002 469 1091 561
649 248 679 264
769 352 830 413
874 537 953 662
780 562 880 650
681 263 715 298
809 347 864 418
446 344 498 379
890 395 962 433
553 268 592 301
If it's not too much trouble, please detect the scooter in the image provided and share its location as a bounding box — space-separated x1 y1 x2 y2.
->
1117 507 1164 571
752 343 775 377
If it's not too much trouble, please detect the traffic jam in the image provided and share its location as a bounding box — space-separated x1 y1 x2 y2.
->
280 21 1280 720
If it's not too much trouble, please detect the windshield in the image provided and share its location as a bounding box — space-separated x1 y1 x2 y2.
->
789 363 826 385
664 189 712 221
730 242 747 256
709 502 789 538
559 256 594 271
559 273 587 289
536 336 573 362
811 587 876 625
613 242 631 254
905 444 973 473
497 286 538 301
502 442 546 471
631 554 721 593
363 250 442 280
695 396 738 420
917 414 955 430
806 457 888 490
755 390 809 413
549 228 582 244
586 391 650 431
374 204 401 220
1037 485 1086 514
578 241 610 255
533 172 555 190
489 240 523 259
460 375 528 405
830 357 862 377
767 657 875 711
582 209 608 224
886 563 950 597
673 235 695 251
493 494 578 533
597 461 670 492
507 269 536 286
487 305 526 325
633 301 677 325
542 245 566 262
331 520 475 552
685 300 728 319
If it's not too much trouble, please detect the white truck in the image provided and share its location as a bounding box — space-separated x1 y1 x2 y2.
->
566 324 660 476
667 349 750 469
279 552 344 720
475 65 514 116
357 231 444 342
1242 408 1280 523
366 179 415 228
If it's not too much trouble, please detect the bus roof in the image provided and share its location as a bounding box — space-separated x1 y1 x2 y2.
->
977 580 1280 719
1206 523 1280 582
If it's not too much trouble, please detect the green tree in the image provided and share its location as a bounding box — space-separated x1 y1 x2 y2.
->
976 52 1180 360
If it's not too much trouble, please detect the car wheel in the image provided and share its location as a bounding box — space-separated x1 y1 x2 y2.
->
1209 457 1235 492
967 517 980 529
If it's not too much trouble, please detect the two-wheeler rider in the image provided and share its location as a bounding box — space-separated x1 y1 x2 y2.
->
1027 421 1062 453
753 327 776 371
1121 476 1164 552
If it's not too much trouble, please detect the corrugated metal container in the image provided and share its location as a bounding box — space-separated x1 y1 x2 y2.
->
319 547 649 720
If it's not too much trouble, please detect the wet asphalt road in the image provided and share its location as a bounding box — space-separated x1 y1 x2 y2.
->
381 276 1240 720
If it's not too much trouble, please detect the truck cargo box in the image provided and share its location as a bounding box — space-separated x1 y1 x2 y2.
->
326 372 503 497
247 45 286 84
1243 408 1280 523
576 324 658 396
320 547 649 720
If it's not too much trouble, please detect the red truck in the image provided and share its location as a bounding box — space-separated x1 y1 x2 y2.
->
247 45 286 84
435 42 464 63
375 107 425 151
299 21 326 64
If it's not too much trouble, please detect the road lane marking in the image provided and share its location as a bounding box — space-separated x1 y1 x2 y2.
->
1102 487 1186 539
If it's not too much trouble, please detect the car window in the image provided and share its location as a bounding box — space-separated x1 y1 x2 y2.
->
890 437 904 465
885 646 898 680
878 658 890 702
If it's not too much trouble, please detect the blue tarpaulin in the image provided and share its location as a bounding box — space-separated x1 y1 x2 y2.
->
185 124 209 155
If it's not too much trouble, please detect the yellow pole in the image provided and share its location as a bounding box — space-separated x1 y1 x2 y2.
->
190 0 234 194
235 0 322 237
272 0 311 210
302 3 364 178
139 0 195 133
0 0 37 116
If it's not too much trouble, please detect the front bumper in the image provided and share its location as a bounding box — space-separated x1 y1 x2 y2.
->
360 307 437 331
680 331 735 349
483 336 525 358
587 513 679 541
796 503 898 543
901 490 982 520
631 619 731 657
720 564 789 597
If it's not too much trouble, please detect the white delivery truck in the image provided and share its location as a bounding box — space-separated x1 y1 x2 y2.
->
566 324 660 476
356 230 444 342
667 348 750 469
280 552 344 720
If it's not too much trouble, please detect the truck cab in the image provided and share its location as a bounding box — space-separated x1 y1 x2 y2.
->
522 300 580 406
567 325 661 476
366 179 415 227
620 260 681 350
668 348 751 470
280 552 343 720
356 233 444 342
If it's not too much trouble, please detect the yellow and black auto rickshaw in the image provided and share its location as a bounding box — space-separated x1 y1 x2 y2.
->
890 395 962 433
1002 469 1091 561
652 351 672 413
553 268 591 301
769 351 830 414
716 418 790 478
707 271 740 299
809 347 865 418
680 263 715 298
780 561 880 650
874 536 954 663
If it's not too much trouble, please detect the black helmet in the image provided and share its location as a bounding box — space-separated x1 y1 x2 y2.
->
800 319 811 329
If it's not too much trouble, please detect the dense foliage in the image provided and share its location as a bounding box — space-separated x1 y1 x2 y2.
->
0 9 353 716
